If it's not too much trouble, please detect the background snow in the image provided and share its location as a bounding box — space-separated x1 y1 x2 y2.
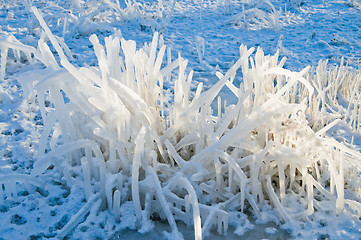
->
1 0 361 239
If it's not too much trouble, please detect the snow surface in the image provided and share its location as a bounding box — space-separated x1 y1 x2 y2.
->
1 0 361 239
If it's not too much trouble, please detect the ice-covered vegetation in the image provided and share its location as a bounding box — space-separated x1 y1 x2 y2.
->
1 1 361 239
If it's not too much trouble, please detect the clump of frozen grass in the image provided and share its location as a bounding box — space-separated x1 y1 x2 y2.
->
16 0 168 38
0 175 46 203
230 0 281 31
229 0 302 31
1 6 361 240
301 58 361 133
0 33 37 81
345 0 361 9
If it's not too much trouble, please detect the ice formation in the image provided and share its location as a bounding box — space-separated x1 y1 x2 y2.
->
1 6 361 240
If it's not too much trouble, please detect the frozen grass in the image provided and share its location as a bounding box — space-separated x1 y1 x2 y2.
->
1 4 361 240
229 1 282 30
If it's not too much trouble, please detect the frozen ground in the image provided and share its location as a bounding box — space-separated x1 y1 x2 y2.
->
1 0 361 239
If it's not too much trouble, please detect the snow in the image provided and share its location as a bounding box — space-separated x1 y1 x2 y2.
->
1 0 361 239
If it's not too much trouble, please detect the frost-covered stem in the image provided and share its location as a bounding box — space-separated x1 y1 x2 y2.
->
214 157 224 194
142 193 152 223
191 105 286 164
31 139 104 176
0 47 8 81
50 86 76 145
306 175 314 215
245 190 262 218
322 146 345 213
146 166 181 237
266 176 291 222
98 158 107 209
32 7 86 84
201 210 216 238
90 34 110 92
316 119 341 137
357 103 361 132
113 190 121 222
132 127 146 222
336 149 345 215
165 139 188 169
81 157 92 200
214 151 247 210
108 76 158 128
57 194 100 239
345 81 358 126
175 174 202 240
148 129 166 163
278 162 286 205
0 174 46 188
